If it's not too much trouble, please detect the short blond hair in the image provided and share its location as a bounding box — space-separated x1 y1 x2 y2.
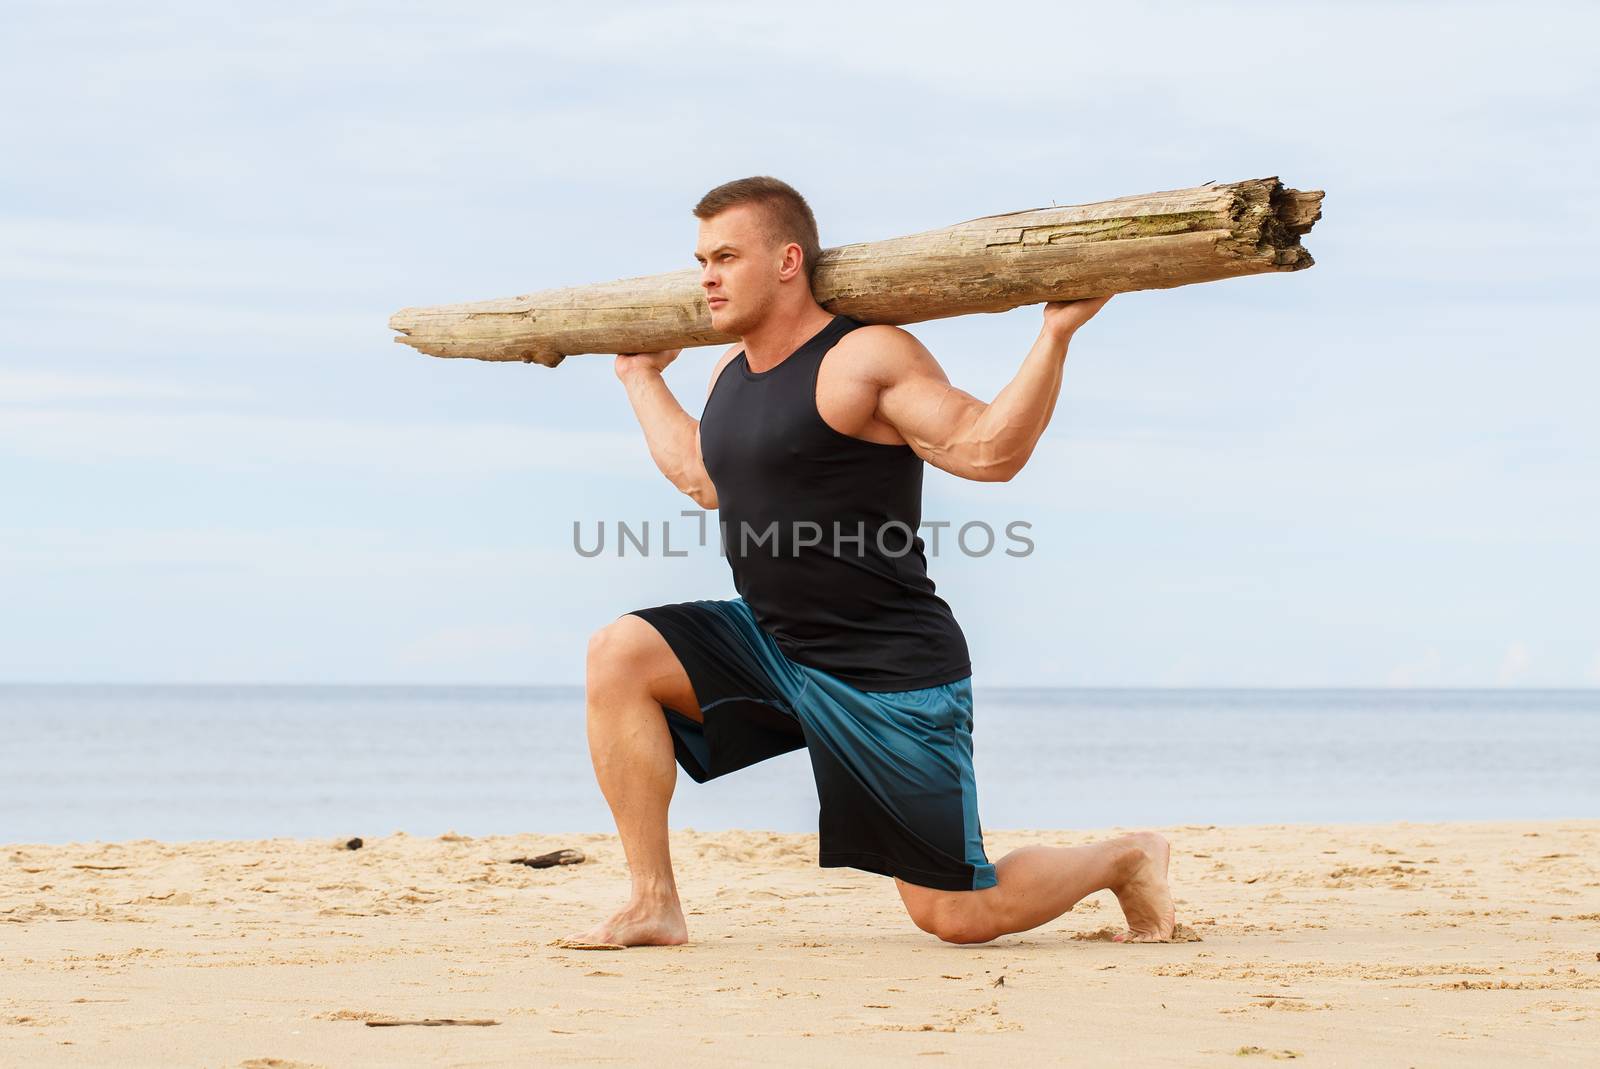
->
693 176 822 287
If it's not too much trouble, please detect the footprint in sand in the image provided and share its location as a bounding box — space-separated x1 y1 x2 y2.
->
1072 923 1203 943
549 938 627 951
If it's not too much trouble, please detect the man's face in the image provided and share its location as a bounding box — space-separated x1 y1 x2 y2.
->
694 203 790 335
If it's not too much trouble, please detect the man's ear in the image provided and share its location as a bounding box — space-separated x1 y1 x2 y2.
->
778 242 804 282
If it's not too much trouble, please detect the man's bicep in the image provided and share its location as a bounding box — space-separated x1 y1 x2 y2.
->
878 361 987 464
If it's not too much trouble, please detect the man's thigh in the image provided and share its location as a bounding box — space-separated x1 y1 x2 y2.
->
617 599 806 783
603 613 703 724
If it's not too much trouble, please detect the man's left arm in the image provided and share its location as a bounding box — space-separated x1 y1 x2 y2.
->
875 295 1113 482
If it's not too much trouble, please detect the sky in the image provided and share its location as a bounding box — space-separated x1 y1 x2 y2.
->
2 1 1596 687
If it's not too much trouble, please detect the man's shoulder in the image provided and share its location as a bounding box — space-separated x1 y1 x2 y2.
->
835 322 937 385
839 321 914 348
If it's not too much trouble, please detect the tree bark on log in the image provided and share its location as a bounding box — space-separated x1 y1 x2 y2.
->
389 176 1322 368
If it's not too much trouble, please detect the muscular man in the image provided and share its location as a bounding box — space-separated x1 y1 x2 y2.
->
572 176 1175 947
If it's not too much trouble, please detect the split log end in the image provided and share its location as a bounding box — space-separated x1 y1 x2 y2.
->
1274 186 1324 235
1259 179 1324 271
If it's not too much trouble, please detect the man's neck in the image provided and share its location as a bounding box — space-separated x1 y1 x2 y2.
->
740 303 836 372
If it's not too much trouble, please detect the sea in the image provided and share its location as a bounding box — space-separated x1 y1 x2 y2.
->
2 686 1596 844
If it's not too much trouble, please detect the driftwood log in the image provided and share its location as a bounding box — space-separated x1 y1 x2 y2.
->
389 176 1322 368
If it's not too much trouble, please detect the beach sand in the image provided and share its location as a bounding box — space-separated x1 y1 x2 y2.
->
3 821 1597 1066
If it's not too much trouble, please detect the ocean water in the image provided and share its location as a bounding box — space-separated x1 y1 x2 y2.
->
1 686 1596 844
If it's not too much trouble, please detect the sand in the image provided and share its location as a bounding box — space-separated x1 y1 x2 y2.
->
3 821 1598 1066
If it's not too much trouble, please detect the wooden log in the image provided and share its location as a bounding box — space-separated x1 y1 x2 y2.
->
389 176 1322 368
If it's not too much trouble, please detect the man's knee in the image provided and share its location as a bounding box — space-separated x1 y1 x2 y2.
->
586 616 699 720
586 616 656 687
902 888 998 946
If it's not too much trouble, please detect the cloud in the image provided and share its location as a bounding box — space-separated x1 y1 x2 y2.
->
392 622 558 672
0 216 395 295
0 406 647 476
1496 641 1532 685
0 525 570 578
1386 648 1444 688
0 370 240 403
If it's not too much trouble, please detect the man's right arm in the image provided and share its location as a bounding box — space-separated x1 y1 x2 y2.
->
615 345 739 509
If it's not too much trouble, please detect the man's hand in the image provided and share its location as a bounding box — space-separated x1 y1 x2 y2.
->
1042 294 1113 342
615 349 683 381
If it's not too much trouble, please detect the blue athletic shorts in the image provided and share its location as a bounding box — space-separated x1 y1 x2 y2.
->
624 596 997 892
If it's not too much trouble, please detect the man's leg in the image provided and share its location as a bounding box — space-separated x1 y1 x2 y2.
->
564 614 702 946
895 832 1175 945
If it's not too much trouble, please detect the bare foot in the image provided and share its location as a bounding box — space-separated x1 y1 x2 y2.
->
1108 832 1176 943
563 897 688 948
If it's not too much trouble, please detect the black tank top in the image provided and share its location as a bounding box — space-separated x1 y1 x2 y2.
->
699 313 972 691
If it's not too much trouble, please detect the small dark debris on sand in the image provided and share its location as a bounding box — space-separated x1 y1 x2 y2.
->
364 1018 499 1027
511 848 585 869
344 838 363 851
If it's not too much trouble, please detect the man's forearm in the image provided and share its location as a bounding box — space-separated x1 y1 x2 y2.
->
967 327 1072 478
619 367 707 496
